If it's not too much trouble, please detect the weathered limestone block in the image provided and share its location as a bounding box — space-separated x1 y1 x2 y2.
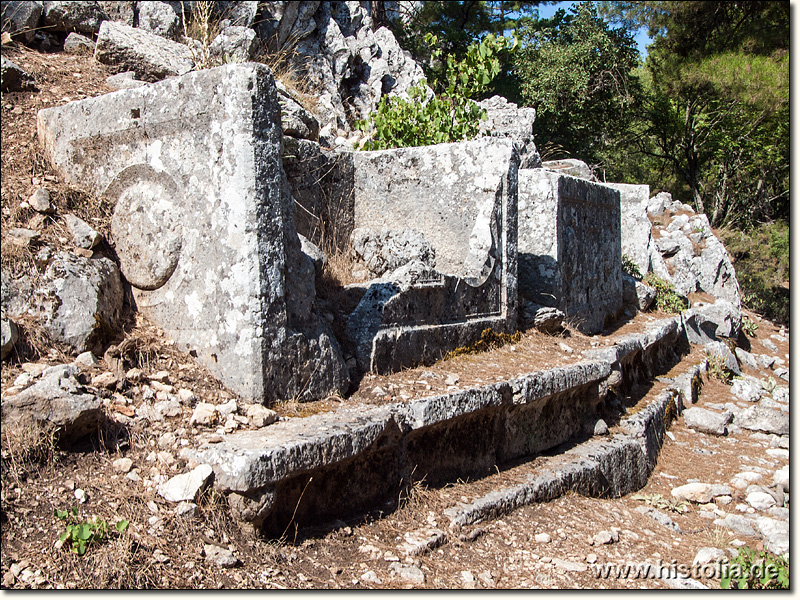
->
518 169 623 334
276 83 319 140
94 20 194 82
2 1 44 43
541 159 594 181
1 56 36 92
347 138 519 373
622 274 656 312
478 95 541 169
209 25 260 63
350 228 435 279
136 0 181 40
37 63 349 403
42 0 107 35
605 182 651 276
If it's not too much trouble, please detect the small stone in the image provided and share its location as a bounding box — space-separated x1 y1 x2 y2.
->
559 342 574 354
8 227 40 246
746 491 776 511
150 380 174 393
64 214 101 249
174 502 197 518
361 570 382 584
445 374 460 386
74 489 87 503
593 419 608 436
693 547 726 566
203 544 239 568
389 563 425 585
112 457 133 473
177 388 196 403
592 530 614 545
190 403 217 426
216 399 238 417
671 482 713 504
157 464 213 503
460 570 476 589
92 372 119 389
28 188 54 214
74 351 98 367
586 554 597 564
534 533 551 543
126 469 141 482
245 404 278 427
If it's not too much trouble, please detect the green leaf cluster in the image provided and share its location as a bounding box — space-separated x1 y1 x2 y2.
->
357 34 514 150
643 273 686 314
720 547 789 590
54 507 129 556
621 254 642 280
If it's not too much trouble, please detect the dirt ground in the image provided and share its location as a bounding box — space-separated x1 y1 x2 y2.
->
1 41 791 590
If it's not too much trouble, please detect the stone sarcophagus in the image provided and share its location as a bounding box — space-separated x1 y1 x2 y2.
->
518 169 622 334
345 138 519 373
37 63 349 404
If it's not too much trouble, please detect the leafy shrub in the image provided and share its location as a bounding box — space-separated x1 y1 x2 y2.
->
719 222 788 324
357 33 515 150
621 253 642 280
643 273 687 314
741 315 758 337
721 547 789 589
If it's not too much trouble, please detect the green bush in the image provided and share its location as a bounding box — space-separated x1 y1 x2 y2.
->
357 33 515 150
721 547 789 589
643 273 687 314
719 222 789 324
621 253 642 280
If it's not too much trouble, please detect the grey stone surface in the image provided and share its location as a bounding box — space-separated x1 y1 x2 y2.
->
63 32 95 54
622 274 655 311
15 252 124 353
735 406 789 436
38 63 348 403
203 544 240 568
1 56 36 92
97 0 134 26
94 20 194 82
478 95 540 168
105 70 145 90
541 159 594 180
606 182 652 275
136 0 179 39
520 302 565 333
754 517 788 557
730 376 763 403
41 0 106 35
28 187 53 213
397 527 446 556
2 1 44 43
348 138 518 373
518 169 622 334
647 191 671 216
158 464 214 502
1 315 19 360
277 85 319 140
636 506 681 532
713 514 756 537
682 407 732 436
1 364 103 441
350 227 435 279
704 341 740 376
682 300 741 344
734 347 758 371
209 25 259 63
64 214 101 249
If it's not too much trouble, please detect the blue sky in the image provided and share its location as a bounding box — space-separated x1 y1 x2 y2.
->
535 1 654 59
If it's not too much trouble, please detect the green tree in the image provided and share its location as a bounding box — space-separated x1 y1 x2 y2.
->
514 3 642 175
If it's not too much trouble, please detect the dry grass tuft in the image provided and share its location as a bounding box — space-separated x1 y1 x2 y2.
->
1 414 58 477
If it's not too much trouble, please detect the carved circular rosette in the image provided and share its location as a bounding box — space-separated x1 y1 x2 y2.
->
105 164 183 290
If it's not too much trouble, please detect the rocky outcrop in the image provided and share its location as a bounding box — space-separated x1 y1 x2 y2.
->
1 56 36 92
478 96 540 169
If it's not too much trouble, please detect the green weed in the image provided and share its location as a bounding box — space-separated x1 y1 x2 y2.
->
54 507 129 556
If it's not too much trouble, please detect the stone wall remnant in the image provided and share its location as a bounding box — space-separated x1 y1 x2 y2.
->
346 138 519 373
518 169 622 334
37 63 349 404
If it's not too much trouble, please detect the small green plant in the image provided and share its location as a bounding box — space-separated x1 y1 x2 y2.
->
357 33 516 150
445 328 521 359
643 273 687 314
54 507 129 556
621 254 642 280
741 315 758 337
720 547 789 589
630 492 689 514
706 353 732 383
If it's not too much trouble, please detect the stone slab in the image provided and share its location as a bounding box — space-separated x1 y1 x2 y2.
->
37 63 348 404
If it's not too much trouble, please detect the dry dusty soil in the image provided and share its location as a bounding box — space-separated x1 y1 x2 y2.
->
1 42 792 590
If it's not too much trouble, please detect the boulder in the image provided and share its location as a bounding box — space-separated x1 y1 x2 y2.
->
64 214 102 249
1 56 36 92
755 517 788 558
735 406 789 436
2 1 44 43
647 191 671 216
41 0 107 35
622 274 656 311
683 300 741 344
683 407 733 436
94 20 194 82
96 0 134 26
734 347 758 371
209 25 259 63
1 364 103 442
104 70 145 90
704 341 740 377
23 252 123 353
350 227 435 279
136 0 180 40
730 376 763 403
27 187 54 213
671 482 713 504
520 302 564 334
63 32 95 54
